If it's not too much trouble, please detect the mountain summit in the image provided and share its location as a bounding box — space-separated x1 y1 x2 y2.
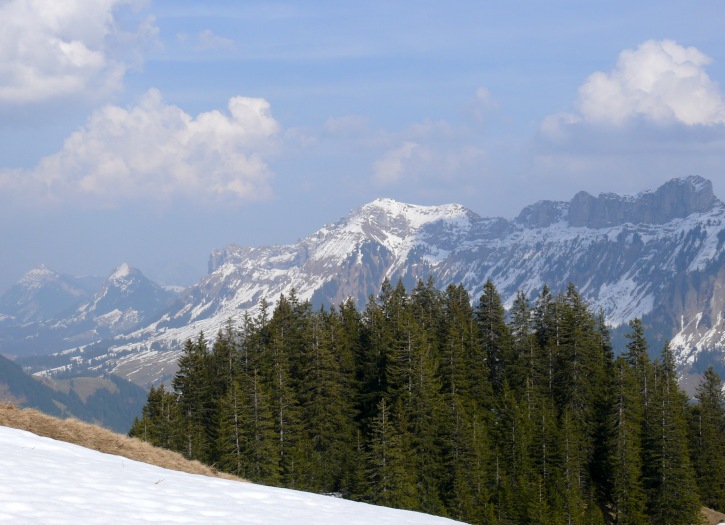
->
0 266 99 324
13 176 725 386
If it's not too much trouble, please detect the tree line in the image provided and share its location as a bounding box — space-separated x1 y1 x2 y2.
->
130 278 725 524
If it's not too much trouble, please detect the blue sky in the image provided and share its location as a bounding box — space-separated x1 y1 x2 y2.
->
1 1 725 292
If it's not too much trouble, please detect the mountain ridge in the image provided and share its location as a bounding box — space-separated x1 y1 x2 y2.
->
6 175 725 386
0 263 177 359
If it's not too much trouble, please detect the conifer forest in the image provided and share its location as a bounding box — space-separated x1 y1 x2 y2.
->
130 279 725 524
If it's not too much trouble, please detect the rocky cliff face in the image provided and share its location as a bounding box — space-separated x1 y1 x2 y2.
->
568 176 717 228
13 176 725 386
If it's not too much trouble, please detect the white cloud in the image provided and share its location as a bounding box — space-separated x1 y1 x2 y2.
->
372 138 486 190
470 86 498 125
531 40 725 196
366 101 489 191
0 0 156 105
197 29 236 51
372 141 420 186
576 40 725 126
178 30 237 51
0 89 280 207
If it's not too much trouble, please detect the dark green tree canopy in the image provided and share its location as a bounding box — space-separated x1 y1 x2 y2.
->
131 280 718 525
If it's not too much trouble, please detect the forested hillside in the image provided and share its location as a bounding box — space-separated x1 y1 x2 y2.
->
0 354 147 433
130 278 725 524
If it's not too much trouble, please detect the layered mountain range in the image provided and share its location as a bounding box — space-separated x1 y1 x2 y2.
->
3 176 724 388
0 264 177 359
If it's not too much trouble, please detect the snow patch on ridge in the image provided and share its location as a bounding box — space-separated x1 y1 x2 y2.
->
110 263 132 281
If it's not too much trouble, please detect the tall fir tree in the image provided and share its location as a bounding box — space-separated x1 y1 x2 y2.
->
608 357 647 524
129 384 181 452
172 334 213 461
296 307 357 493
265 294 306 488
689 366 725 511
366 397 418 510
475 280 512 395
644 342 700 524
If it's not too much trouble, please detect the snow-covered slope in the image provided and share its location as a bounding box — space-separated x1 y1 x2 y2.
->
21 176 725 383
0 426 464 525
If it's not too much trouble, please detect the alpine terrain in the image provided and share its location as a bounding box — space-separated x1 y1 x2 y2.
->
5 175 725 387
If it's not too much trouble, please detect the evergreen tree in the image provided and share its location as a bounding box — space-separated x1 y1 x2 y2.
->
533 285 560 397
265 295 305 487
366 398 418 509
216 377 248 477
644 343 700 524
560 406 589 525
492 382 536 523
609 358 647 524
475 280 511 394
241 367 280 484
441 284 481 402
623 319 652 413
690 366 725 511
129 384 181 451
508 290 537 398
554 285 608 519
297 308 357 493
172 334 213 461
358 286 395 429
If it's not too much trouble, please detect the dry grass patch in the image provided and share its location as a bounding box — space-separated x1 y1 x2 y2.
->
0 403 245 482
703 506 725 525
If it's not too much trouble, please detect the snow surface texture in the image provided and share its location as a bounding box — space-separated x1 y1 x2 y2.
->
0 426 464 525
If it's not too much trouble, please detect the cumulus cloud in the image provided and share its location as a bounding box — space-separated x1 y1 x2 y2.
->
0 89 280 207
530 41 725 201
570 40 725 127
0 0 156 105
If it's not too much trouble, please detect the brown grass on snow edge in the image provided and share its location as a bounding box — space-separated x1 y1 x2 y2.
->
3 403 722 522
0 403 245 482
703 506 725 525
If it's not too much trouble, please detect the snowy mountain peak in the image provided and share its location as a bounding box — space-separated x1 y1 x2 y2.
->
337 199 476 251
1 265 96 323
356 198 473 229
19 264 60 287
60 264 178 337
109 263 134 281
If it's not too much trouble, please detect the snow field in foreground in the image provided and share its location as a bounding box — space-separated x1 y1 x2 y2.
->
0 426 465 524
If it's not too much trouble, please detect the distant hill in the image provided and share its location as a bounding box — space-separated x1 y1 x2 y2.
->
0 354 146 433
